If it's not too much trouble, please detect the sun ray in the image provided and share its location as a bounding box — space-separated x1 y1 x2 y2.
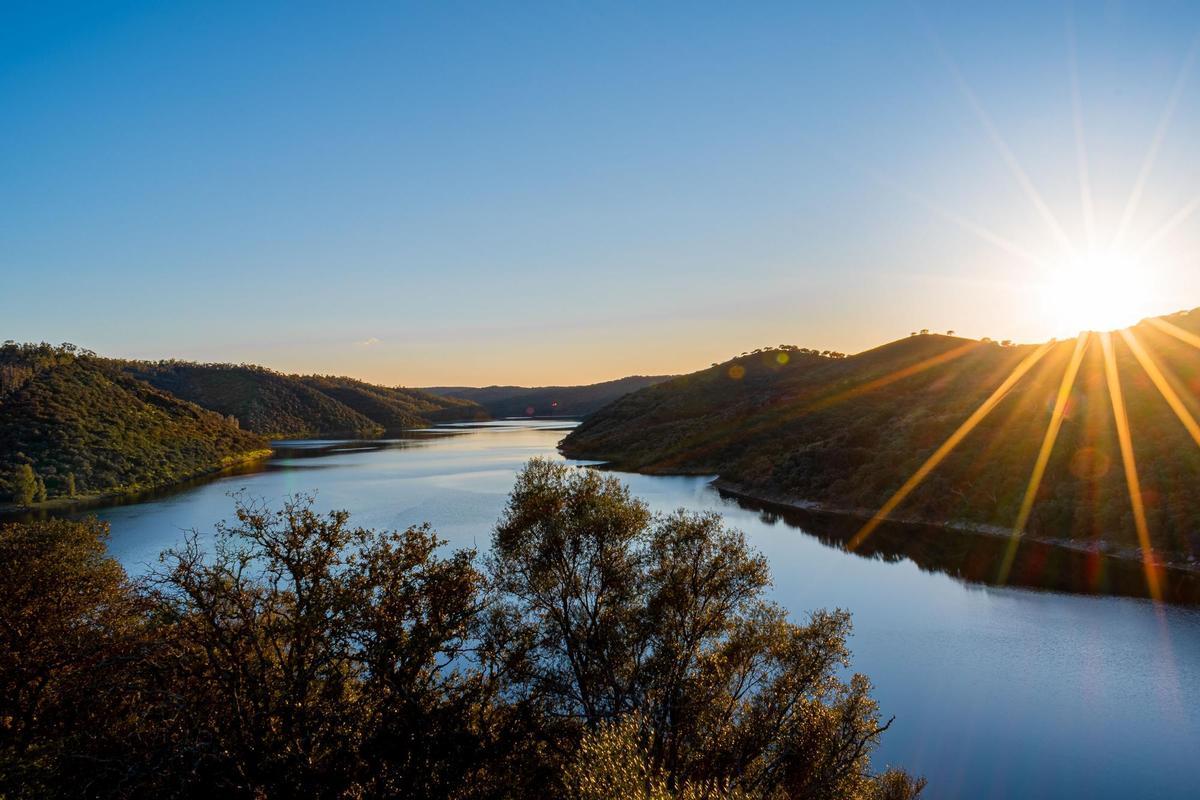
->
1112 32 1200 250
842 156 1047 268
1120 328 1200 449
923 25 1076 259
1146 316 1200 351
1066 9 1097 251
848 342 1055 551
657 341 982 471
804 342 981 415
997 333 1090 585
1134 193 1200 261
1099 332 1162 602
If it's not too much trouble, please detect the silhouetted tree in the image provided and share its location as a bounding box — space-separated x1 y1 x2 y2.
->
0 474 922 799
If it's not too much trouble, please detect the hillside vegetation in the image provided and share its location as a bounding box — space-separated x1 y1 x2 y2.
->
1 343 269 504
123 362 386 438
123 363 487 438
300 375 487 428
426 374 672 418
562 312 1200 563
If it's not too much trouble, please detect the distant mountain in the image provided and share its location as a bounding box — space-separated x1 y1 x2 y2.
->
1 343 269 505
562 313 1200 564
299 375 488 428
424 375 673 418
125 363 385 439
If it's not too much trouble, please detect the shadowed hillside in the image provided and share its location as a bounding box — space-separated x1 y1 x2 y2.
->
124 362 386 438
1 343 269 505
563 311 1200 565
425 374 672 418
300 375 488 427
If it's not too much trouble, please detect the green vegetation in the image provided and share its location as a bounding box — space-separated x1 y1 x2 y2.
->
563 311 1200 563
0 463 922 799
301 374 488 428
122 361 489 438
426 375 672 418
123 361 388 438
1 343 491 507
1 343 269 506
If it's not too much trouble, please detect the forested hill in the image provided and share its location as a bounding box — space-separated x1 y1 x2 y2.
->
123 363 487 438
1 343 269 505
424 374 672 418
123 363 383 438
299 375 488 428
562 312 1200 562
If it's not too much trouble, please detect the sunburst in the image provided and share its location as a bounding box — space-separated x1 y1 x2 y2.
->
842 14 1200 606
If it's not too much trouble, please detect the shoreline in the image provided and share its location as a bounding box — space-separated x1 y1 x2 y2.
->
0 448 274 517
708 478 1200 576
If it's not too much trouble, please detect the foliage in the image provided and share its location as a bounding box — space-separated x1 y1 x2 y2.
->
0 343 269 504
564 713 750 800
0 465 920 798
563 313 1200 561
8 463 37 505
119 361 489 438
0 518 148 798
301 374 488 428
122 361 387 438
487 460 918 800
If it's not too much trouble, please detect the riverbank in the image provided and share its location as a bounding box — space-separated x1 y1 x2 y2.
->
709 478 1200 577
0 448 274 517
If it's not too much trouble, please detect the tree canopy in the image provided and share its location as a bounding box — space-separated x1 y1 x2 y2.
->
0 462 921 799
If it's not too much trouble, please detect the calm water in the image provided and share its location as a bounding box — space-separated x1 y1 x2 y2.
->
54 422 1200 799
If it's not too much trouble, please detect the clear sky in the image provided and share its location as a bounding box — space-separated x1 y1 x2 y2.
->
4 1 1200 386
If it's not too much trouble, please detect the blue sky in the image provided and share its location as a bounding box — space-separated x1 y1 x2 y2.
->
4 1 1200 384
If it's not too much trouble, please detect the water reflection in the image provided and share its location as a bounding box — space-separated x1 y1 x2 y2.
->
714 490 1200 605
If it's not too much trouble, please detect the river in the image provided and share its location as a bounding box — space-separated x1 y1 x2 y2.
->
49 420 1200 799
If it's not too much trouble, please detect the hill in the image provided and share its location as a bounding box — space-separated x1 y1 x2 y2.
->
299 375 488 428
425 374 672 418
562 314 1200 565
0 343 269 505
124 362 386 438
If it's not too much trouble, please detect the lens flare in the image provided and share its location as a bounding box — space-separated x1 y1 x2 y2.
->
997 334 1090 585
848 342 1054 551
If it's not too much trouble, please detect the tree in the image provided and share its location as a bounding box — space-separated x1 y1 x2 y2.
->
487 459 921 800
565 713 749 800
9 464 37 506
0 480 923 798
147 494 489 799
0 518 146 797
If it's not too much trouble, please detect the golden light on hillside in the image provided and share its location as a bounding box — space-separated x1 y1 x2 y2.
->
846 342 1054 552
839 28 1200 601
843 320 1200 602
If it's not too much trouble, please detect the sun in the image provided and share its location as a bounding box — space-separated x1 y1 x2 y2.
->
1039 251 1157 336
